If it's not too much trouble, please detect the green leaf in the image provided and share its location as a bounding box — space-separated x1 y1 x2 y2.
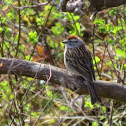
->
74 15 80 21
31 112 41 117
106 38 115 44
124 64 126 69
25 55 31 60
92 121 98 126
60 105 68 111
69 30 76 35
95 56 100 63
85 100 94 109
0 27 3 33
112 26 122 34
115 49 126 58
105 24 113 33
36 18 43 25
51 23 64 35
60 42 64 49
26 8 35 15
102 106 106 113
7 12 15 20
94 18 105 25
76 22 80 31
109 9 117 16
28 31 38 44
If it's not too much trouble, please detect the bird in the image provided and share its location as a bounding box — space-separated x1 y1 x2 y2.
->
62 35 101 104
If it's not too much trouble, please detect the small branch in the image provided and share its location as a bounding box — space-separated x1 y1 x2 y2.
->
1 0 52 10
15 0 21 57
0 58 126 103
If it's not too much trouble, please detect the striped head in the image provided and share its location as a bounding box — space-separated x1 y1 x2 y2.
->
62 35 84 49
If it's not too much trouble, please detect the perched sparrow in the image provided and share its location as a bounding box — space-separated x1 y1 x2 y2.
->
62 35 101 104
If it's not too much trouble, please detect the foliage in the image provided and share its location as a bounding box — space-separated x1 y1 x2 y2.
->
0 0 126 125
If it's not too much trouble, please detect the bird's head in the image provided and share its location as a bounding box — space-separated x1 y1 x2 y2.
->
62 35 84 49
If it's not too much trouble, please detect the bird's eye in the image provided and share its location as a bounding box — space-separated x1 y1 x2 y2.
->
74 41 77 43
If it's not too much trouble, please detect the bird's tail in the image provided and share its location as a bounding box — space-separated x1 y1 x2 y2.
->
87 81 101 104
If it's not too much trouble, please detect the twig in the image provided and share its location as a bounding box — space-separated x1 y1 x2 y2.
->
1 0 52 10
33 65 52 126
109 100 114 126
15 0 21 57
92 24 101 79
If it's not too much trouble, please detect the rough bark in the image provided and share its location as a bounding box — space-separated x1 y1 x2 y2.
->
60 0 126 12
0 58 126 103
89 0 126 10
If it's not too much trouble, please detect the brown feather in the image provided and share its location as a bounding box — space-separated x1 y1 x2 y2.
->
64 43 101 104
67 35 78 40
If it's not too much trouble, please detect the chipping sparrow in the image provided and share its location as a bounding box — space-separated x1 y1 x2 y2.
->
62 35 101 104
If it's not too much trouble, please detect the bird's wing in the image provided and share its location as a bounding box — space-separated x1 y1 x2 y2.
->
65 46 95 81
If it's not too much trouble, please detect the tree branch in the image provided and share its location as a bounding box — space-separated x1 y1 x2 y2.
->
0 58 126 103
89 0 126 10
60 0 126 13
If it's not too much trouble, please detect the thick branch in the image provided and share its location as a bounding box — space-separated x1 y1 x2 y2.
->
60 0 126 13
0 58 126 103
89 0 126 10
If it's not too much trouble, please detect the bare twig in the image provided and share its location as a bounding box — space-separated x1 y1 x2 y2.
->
1 0 52 10
92 24 101 79
33 66 52 125
109 100 114 126
15 0 21 57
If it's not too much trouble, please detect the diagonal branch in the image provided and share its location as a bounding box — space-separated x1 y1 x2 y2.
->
0 58 126 103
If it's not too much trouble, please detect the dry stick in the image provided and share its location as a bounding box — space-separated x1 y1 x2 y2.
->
0 4 5 57
9 112 18 126
109 100 114 126
8 76 20 125
16 0 24 124
33 98 53 126
1 0 52 10
15 0 21 58
19 62 44 107
33 66 52 126
7 60 20 125
19 64 50 108
92 24 101 79
0 23 4 57
105 100 110 123
92 22 102 125
28 42 38 61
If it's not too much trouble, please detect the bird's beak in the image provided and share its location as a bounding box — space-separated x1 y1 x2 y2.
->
62 40 69 43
